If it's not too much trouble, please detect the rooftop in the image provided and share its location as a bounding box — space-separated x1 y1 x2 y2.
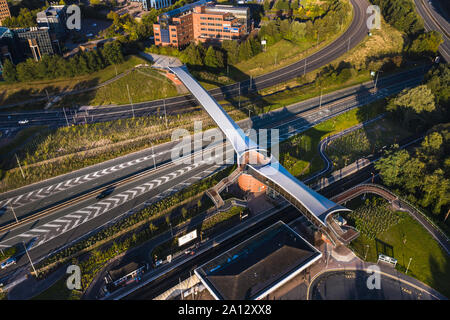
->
195 221 322 300
108 261 143 281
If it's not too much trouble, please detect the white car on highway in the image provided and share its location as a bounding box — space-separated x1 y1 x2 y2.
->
18 120 29 125
1 258 16 269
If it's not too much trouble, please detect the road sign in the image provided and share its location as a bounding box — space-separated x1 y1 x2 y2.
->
378 254 397 267
178 230 197 247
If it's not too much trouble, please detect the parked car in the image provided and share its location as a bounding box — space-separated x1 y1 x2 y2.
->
18 120 29 125
1 258 16 269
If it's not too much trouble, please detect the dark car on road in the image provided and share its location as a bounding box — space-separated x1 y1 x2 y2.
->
96 186 115 200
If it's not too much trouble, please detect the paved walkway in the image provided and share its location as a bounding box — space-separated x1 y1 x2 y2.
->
267 239 446 300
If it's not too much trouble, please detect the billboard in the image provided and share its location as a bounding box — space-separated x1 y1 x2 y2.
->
178 230 198 246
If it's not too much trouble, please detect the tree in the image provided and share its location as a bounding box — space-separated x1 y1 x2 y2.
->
1 59 17 83
222 40 239 65
425 64 449 107
238 40 253 61
290 21 306 42
388 85 436 114
420 132 443 155
409 31 443 56
181 207 188 219
291 0 299 11
204 46 220 68
183 43 203 66
102 41 124 65
374 148 410 186
263 0 271 11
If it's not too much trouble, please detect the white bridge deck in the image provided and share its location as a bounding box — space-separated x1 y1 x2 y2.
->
169 66 349 227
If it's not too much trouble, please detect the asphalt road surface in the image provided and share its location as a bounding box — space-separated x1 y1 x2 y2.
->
309 270 437 300
0 0 370 128
414 0 450 62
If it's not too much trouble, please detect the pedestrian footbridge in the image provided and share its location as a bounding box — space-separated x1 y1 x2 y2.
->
169 66 350 241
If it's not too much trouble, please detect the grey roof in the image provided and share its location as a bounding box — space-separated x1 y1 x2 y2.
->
161 0 211 19
195 221 321 300
0 27 13 39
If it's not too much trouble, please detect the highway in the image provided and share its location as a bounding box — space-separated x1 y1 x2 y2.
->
0 67 424 288
0 0 370 128
414 0 450 62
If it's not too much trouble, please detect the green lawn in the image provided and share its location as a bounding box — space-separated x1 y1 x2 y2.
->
280 100 385 178
347 196 450 298
326 118 413 170
0 55 149 108
32 276 82 300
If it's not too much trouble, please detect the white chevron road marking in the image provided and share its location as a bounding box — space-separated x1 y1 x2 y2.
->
0 159 215 250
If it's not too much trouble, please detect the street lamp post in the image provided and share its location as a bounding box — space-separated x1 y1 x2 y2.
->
304 57 307 76
319 87 323 108
151 144 156 169
126 84 135 119
238 82 241 109
15 153 25 179
23 241 37 277
374 70 383 92
10 205 19 223
406 257 412 274
163 99 168 128
63 107 69 126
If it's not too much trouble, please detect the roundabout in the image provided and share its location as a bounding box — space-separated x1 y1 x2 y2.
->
308 269 441 300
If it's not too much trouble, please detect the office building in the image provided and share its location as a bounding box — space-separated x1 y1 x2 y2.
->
130 0 171 11
14 27 60 61
36 5 68 38
153 0 249 48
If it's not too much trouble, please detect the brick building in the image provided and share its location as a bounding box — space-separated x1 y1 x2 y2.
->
0 0 11 26
153 0 250 48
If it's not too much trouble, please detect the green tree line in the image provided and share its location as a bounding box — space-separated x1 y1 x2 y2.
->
375 64 450 226
2 41 124 83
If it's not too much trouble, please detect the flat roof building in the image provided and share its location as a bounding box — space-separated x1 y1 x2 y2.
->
195 221 322 300
36 5 68 38
153 0 250 48
14 27 60 61
106 261 146 289
130 0 172 10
